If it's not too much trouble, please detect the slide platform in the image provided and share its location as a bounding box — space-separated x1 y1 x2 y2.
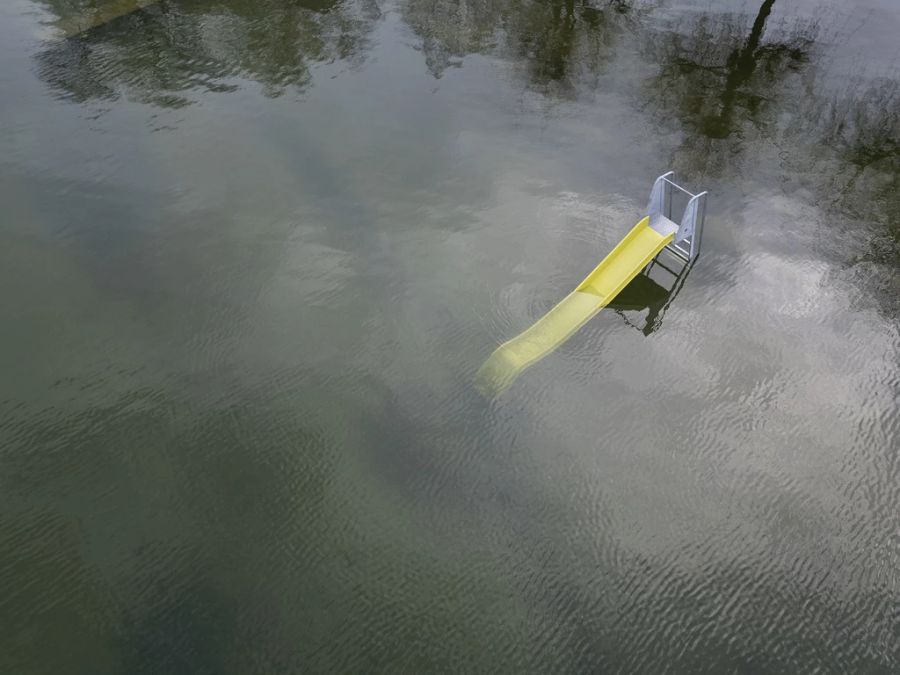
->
475 216 676 396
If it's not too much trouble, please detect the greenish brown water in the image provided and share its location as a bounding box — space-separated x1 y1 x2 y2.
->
1 0 899 672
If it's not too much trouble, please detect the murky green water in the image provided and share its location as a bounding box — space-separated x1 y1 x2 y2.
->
1 0 898 672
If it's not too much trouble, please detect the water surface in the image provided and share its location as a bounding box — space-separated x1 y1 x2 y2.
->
1 0 899 672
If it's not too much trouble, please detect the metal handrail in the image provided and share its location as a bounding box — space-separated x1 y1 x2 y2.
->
647 171 708 263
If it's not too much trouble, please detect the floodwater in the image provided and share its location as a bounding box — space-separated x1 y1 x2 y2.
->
1 0 898 672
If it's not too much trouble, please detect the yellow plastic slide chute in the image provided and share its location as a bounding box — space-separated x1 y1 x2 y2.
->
476 216 674 397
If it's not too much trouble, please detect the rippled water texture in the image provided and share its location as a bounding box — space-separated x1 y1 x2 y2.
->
1 0 899 672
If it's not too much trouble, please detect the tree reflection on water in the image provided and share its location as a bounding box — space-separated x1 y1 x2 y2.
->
37 0 381 106
640 0 816 177
401 0 638 94
32 0 898 304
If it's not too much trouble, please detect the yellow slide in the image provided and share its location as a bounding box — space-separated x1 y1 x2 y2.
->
476 216 674 396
